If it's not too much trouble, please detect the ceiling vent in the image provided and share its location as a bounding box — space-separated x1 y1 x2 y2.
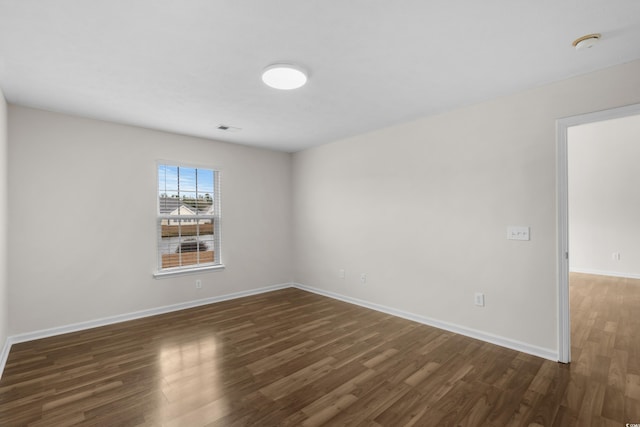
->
216 125 242 132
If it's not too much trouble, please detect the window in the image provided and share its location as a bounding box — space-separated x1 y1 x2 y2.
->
156 163 222 275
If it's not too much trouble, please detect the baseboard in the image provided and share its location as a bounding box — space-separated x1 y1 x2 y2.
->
293 283 558 362
570 268 640 280
8 282 292 346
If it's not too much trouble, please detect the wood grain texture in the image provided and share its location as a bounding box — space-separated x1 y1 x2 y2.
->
0 273 638 426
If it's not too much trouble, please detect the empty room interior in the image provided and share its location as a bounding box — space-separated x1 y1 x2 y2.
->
1 1 640 426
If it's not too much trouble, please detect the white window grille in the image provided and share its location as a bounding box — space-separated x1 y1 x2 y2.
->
156 163 221 274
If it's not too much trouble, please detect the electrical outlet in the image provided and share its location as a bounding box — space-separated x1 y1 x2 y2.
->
612 252 621 261
474 292 485 307
195 279 202 289
360 273 367 284
339 269 346 279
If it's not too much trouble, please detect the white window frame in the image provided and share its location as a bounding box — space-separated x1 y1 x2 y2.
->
154 161 223 278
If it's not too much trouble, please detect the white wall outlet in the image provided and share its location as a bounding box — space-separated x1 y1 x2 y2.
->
195 279 202 289
507 226 530 241
612 252 621 261
474 292 485 307
360 273 367 284
339 268 346 279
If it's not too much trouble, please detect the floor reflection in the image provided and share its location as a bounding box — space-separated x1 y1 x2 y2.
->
155 335 230 425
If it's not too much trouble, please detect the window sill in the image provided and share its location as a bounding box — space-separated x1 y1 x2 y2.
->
153 264 225 279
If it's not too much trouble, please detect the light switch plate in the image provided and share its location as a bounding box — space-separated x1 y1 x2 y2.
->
507 226 530 241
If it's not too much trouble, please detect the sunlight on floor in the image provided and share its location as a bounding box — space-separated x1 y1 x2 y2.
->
156 336 230 425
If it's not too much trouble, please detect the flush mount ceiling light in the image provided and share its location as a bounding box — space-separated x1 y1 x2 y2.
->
572 33 601 50
262 63 308 90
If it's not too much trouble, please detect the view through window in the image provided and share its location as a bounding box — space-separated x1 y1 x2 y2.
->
157 164 220 272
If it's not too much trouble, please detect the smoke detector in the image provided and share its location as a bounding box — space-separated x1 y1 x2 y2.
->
572 33 601 50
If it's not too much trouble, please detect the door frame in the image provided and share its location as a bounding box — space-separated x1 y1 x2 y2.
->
556 102 640 363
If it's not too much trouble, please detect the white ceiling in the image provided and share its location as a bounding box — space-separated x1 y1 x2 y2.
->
1 1 639 152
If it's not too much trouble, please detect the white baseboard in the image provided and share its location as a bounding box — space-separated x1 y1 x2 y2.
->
292 283 558 362
570 268 640 280
0 282 292 379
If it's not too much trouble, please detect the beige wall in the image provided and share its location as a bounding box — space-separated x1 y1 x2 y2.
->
569 114 640 277
8 106 292 334
5 59 640 358
292 60 640 355
0 88 7 349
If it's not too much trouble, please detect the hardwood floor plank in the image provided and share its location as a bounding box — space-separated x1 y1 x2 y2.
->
454 384 503 426
327 380 412 425
258 356 336 400
601 385 625 422
403 360 441 387
552 405 579 427
428 379 481 425
607 348 629 392
371 387 427 426
526 363 571 426
576 382 605 426
300 393 358 427
626 373 640 400
625 396 640 422
300 367 376 416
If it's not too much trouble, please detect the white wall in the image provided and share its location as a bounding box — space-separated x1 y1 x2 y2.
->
292 59 640 356
8 106 292 335
0 88 8 350
568 114 640 278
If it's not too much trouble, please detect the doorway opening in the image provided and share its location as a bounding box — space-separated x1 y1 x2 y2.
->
557 103 640 363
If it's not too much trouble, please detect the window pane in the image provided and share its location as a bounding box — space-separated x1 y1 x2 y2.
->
159 194 181 214
200 219 214 236
198 168 215 215
198 220 216 263
158 165 178 195
178 167 197 193
179 192 198 213
197 168 214 194
160 218 182 269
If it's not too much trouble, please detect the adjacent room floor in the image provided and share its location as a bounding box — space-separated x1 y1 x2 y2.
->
0 273 638 426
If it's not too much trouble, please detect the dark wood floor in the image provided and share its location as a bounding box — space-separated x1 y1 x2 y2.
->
0 273 638 426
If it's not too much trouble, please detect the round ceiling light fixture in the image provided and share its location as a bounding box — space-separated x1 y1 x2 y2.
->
572 33 601 50
261 63 308 90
